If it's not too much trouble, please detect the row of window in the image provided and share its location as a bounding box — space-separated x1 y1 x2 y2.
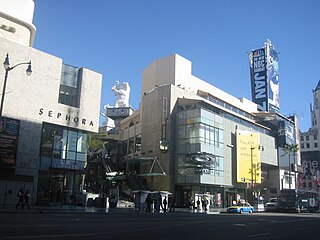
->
122 134 141 155
301 142 318 149
300 135 318 141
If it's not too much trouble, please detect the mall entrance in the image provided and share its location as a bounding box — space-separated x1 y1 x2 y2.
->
37 169 85 206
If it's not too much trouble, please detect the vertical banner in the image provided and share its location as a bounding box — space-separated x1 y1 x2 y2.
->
249 48 267 111
266 44 280 113
236 130 261 183
0 117 20 166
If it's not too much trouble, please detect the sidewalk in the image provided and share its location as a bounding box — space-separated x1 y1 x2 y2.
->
0 204 227 214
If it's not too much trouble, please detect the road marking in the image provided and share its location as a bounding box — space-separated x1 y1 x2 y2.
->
248 233 270 238
233 223 246 226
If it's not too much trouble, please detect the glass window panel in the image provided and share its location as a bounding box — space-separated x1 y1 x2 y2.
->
129 137 134 153
75 161 85 170
135 134 141 152
76 152 86 162
77 132 87 153
67 151 76 160
66 159 75 166
178 126 185 139
67 131 77 151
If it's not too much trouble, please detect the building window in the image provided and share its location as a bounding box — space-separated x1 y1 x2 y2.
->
122 140 128 155
301 143 304 149
306 143 310 148
300 136 304 141
306 136 309 141
58 64 82 107
135 134 141 152
40 123 87 170
129 137 134 153
314 135 317 140
314 143 318 148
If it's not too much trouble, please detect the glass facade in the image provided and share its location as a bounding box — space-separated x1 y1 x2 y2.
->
37 122 87 205
40 122 87 171
176 108 225 183
58 64 81 107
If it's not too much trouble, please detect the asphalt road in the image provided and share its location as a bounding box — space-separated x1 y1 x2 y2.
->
0 211 320 240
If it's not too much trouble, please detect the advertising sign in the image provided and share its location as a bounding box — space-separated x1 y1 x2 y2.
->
250 48 268 111
278 120 295 146
0 117 20 166
236 130 261 183
266 45 280 113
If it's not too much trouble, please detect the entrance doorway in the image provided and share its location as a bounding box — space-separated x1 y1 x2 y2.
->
37 171 84 206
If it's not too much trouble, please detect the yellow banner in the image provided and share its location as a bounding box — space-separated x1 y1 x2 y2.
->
236 130 261 183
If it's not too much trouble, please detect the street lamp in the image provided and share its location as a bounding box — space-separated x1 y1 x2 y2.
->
159 140 169 152
1 53 32 117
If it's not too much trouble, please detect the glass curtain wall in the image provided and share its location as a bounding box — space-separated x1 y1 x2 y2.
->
175 107 225 207
37 122 87 205
176 108 224 182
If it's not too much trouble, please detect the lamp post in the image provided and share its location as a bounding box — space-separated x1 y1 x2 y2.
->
1 53 32 117
250 144 264 203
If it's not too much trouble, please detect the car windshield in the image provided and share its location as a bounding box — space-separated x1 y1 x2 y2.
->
269 199 278 203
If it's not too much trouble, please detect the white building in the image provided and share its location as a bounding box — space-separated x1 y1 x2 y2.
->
109 54 299 207
0 0 102 206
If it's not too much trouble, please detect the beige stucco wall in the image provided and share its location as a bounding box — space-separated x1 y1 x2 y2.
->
0 38 102 177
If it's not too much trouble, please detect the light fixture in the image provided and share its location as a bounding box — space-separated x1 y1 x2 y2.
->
159 140 169 152
0 53 32 117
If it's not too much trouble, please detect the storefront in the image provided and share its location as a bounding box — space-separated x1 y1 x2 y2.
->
37 122 87 206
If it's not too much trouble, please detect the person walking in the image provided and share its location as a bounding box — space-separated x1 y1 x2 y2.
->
145 193 153 213
162 196 168 213
16 188 24 209
169 195 176 212
22 189 31 210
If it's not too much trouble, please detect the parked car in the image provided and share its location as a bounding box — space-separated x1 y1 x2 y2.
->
227 202 254 214
265 198 279 212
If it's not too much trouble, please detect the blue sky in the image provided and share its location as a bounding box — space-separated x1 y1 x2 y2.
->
33 0 320 131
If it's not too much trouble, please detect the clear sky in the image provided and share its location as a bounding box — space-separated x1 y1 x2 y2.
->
33 0 320 131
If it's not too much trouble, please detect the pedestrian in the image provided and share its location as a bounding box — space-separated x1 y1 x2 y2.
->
169 195 176 212
22 189 31 210
202 198 208 212
162 196 168 213
145 193 153 213
154 192 162 213
16 188 24 209
196 199 201 211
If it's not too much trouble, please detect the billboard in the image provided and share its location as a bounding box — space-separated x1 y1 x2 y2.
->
250 48 268 111
236 130 261 184
0 117 20 166
266 44 280 113
278 120 295 147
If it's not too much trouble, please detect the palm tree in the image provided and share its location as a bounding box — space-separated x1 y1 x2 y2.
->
282 144 299 189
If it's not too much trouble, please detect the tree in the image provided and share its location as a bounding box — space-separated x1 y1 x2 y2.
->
282 144 299 189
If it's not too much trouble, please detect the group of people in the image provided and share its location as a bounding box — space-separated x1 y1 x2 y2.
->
16 188 31 210
188 198 209 212
145 193 175 213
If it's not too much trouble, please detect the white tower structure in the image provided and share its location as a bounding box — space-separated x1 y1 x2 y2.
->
104 81 133 134
0 0 36 47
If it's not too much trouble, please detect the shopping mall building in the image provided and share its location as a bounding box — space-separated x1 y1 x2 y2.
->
0 0 102 206
106 53 300 208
